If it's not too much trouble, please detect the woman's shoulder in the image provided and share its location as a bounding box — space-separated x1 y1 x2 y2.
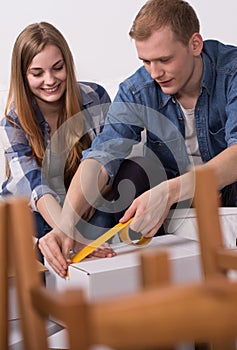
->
1 107 21 127
78 81 111 106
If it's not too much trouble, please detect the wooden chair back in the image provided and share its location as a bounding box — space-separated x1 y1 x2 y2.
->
8 197 48 350
31 265 237 350
193 167 237 349
0 202 8 350
8 197 174 350
8 196 237 350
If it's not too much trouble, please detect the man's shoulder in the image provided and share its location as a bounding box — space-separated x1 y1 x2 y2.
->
203 39 237 65
121 66 155 93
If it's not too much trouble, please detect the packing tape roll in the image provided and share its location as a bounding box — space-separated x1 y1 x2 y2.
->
71 218 151 264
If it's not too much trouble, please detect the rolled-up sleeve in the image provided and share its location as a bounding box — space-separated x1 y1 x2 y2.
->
226 71 237 147
0 117 60 211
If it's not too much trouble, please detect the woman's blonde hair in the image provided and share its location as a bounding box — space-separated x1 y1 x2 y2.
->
129 0 200 46
5 22 91 189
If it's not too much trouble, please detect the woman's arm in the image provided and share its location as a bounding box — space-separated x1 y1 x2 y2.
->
37 181 115 278
0 116 59 208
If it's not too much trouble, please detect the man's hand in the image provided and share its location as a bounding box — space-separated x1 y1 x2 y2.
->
120 181 172 237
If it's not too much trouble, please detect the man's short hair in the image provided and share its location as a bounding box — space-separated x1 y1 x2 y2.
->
129 0 200 46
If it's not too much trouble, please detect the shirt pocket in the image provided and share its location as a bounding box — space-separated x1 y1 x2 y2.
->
208 127 226 153
146 133 189 174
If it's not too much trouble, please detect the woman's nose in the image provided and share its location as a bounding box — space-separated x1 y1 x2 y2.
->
44 71 56 85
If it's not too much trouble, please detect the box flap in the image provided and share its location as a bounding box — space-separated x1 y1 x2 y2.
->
167 207 237 220
70 234 199 275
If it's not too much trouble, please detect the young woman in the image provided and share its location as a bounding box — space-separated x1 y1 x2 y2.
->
0 22 116 263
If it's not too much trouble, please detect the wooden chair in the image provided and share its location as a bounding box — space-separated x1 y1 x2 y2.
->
6 198 63 350
8 196 173 350
194 167 237 279
8 196 237 350
193 167 237 350
0 202 8 350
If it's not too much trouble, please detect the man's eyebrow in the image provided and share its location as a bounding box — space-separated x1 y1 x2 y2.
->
139 55 172 61
138 56 147 61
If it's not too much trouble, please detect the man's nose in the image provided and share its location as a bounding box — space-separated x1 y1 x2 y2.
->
150 62 164 80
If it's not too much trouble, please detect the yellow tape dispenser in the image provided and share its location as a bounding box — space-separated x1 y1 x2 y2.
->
70 218 151 264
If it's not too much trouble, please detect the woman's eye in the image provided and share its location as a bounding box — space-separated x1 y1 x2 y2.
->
32 72 43 77
54 65 64 71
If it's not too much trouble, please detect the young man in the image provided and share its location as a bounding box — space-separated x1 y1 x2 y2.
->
39 0 237 276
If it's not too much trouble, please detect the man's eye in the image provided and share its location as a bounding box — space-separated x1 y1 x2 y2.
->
160 58 170 63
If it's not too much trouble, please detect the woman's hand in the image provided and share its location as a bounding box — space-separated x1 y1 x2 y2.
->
38 229 73 277
38 229 116 278
73 241 116 259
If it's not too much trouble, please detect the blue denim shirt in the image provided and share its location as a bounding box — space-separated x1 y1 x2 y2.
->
0 82 111 210
82 40 237 183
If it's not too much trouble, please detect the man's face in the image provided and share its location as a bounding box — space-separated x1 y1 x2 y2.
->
135 27 202 97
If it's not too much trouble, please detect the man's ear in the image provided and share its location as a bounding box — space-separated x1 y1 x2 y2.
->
190 33 203 56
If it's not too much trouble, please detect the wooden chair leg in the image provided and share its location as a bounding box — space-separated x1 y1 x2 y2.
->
194 167 237 350
140 250 171 289
140 250 175 350
195 343 211 350
8 198 48 350
0 203 8 350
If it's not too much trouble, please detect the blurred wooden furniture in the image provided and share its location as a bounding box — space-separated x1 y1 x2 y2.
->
194 167 237 280
0 202 8 349
8 198 49 350
194 167 237 350
3 198 62 350
9 196 173 350
7 196 237 350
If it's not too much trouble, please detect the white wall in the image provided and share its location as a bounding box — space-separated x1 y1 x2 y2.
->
0 0 236 183
0 0 146 101
0 0 236 102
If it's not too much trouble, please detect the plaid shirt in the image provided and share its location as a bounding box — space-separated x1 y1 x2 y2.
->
0 82 111 211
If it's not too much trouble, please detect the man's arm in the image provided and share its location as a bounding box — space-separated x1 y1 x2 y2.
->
201 145 237 189
120 145 237 237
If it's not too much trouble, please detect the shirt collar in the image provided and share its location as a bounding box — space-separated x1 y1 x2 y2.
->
79 82 94 108
200 51 213 95
157 85 173 108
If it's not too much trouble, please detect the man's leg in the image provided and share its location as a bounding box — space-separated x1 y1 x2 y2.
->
112 156 170 235
221 182 237 207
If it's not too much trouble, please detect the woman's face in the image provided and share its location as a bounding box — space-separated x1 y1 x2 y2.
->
26 44 67 104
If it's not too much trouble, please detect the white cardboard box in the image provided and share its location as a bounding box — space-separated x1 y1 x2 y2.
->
164 208 237 248
45 235 202 301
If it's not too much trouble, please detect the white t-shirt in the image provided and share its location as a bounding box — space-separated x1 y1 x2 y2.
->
179 105 203 166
